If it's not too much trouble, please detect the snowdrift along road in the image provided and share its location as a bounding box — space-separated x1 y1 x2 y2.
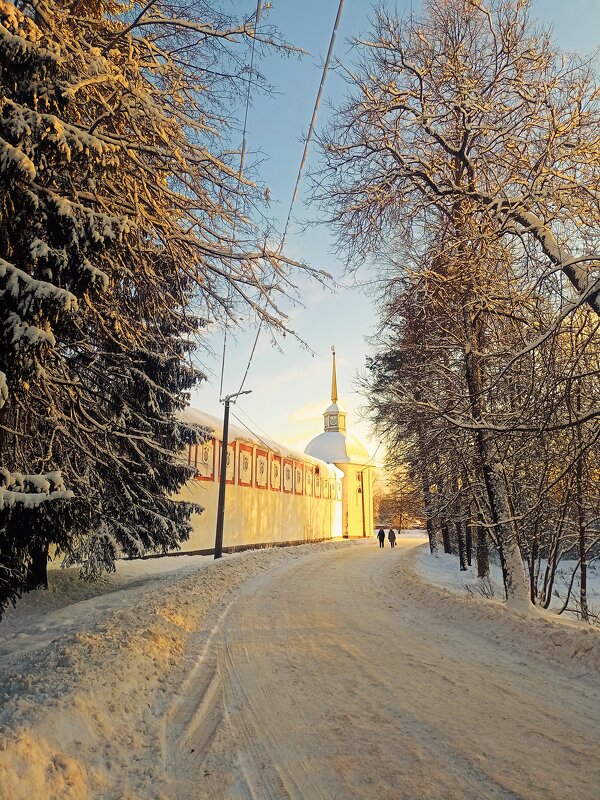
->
1 537 599 799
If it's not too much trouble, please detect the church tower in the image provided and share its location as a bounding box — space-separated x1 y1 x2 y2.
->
305 347 374 538
323 346 346 434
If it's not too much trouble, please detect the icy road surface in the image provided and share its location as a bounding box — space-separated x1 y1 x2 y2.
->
167 539 600 800
2 536 600 799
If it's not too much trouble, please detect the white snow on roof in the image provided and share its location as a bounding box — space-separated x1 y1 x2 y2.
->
181 406 342 477
324 401 345 414
304 430 370 464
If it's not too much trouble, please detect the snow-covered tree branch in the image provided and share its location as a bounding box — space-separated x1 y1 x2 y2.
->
319 0 600 613
0 0 320 614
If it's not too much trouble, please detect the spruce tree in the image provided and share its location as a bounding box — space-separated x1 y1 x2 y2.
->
0 0 296 614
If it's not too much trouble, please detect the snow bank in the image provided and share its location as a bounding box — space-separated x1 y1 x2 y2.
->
414 545 506 597
414 546 600 616
412 546 600 676
0 541 357 800
0 552 234 660
3 538 598 799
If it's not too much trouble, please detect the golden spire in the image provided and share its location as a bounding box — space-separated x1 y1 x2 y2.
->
331 345 338 404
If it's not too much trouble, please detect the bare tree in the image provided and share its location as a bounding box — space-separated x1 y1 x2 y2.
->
319 0 600 312
319 0 600 614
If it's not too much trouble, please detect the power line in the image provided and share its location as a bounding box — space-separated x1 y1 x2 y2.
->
218 0 262 399
229 410 275 453
236 0 346 396
232 403 277 445
232 403 306 459
280 0 346 250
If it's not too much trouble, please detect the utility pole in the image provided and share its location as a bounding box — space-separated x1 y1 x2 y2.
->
214 390 251 559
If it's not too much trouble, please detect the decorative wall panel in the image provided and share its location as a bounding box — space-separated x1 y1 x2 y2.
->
195 438 215 481
238 443 253 487
294 462 304 495
283 459 293 493
217 441 236 484
255 448 268 489
270 454 282 491
305 466 313 496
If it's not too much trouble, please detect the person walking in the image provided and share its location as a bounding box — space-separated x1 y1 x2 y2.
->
377 528 386 548
388 529 397 548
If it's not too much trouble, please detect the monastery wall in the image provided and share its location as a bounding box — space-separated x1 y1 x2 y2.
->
175 409 344 552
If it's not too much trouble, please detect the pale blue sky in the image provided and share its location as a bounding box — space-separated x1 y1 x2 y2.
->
191 0 600 457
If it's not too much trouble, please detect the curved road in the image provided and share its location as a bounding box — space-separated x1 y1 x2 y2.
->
166 538 600 800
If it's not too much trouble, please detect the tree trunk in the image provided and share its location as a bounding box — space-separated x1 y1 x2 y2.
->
465 519 473 567
462 307 531 611
479 443 529 609
575 456 589 622
529 536 538 605
425 517 437 554
441 523 451 554
26 543 49 591
418 449 438 555
540 536 562 609
571 377 590 622
456 519 467 571
476 516 489 578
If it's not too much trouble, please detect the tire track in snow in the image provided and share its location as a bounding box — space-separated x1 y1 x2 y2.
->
218 626 297 800
165 539 600 800
162 602 234 798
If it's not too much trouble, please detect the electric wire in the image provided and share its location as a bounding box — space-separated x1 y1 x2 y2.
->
280 0 346 249
235 0 346 396
231 407 340 468
218 0 262 399
232 402 277 446
229 411 276 453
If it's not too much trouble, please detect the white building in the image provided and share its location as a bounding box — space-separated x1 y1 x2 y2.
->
175 348 373 553
305 348 374 539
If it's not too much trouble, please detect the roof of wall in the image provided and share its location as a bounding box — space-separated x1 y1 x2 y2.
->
181 407 343 479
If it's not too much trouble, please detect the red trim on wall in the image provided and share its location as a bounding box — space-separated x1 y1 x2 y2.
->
238 442 253 487
282 458 293 494
294 461 304 495
304 465 314 496
218 440 236 485
314 472 321 498
270 453 282 492
195 437 215 482
255 447 268 489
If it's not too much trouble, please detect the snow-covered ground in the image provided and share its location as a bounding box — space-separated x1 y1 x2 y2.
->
1 534 599 799
0 541 359 799
414 545 600 620
0 551 246 662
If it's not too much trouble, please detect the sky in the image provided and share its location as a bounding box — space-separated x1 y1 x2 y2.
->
190 0 600 458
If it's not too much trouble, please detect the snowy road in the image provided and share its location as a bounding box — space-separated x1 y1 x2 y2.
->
2 538 599 799
166 538 600 800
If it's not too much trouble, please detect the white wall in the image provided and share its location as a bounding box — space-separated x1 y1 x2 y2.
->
176 437 343 551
